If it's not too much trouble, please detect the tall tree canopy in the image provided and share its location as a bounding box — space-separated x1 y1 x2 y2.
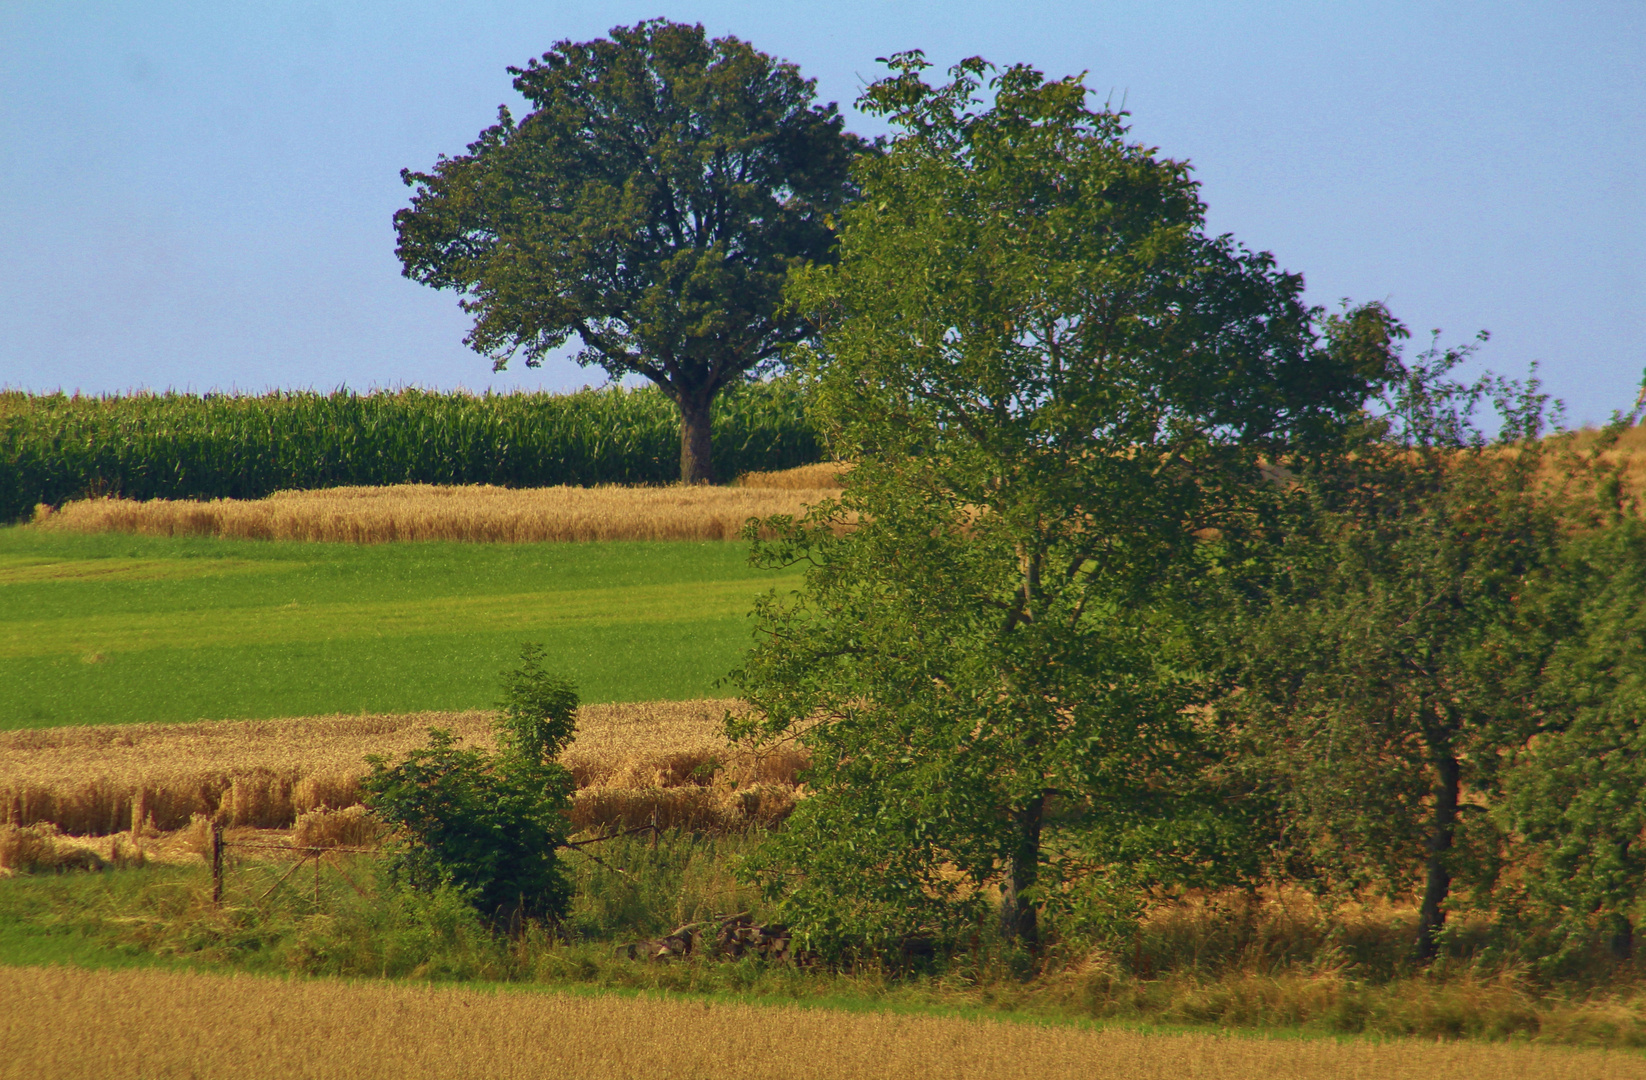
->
1505 436 1646 965
1221 349 1591 961
394 19 862 482
731 54 1401 958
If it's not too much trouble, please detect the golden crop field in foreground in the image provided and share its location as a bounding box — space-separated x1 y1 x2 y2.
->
29 479 844 544
3 965 1639 1080
0 700 807 846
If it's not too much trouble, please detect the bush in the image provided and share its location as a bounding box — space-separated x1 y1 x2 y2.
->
362 644 578 927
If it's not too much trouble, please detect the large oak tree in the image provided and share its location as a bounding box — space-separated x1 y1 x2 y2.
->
394 19 862 482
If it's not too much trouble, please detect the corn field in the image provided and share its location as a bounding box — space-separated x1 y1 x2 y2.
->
0 381 822 522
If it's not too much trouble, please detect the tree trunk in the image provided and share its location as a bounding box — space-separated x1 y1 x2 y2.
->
1000 792 1045 951
1415 752 1460 962
677 394 715 485
1608 912 1634 963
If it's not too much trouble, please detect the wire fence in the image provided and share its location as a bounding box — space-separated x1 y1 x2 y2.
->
203 821 376 908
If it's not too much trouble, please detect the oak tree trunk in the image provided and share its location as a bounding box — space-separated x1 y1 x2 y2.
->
1415 752 1460 962
677 394 715 485
1000 792 1045 951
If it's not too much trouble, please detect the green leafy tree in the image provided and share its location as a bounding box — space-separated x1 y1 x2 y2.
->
363 644 578 926
1223 346 1594 960
394 19 863 483
730 54 1399 958
1505 443 1646 962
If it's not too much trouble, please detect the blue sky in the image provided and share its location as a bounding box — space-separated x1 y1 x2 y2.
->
1 2 1640 425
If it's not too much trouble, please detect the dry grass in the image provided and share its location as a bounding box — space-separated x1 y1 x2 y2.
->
30 481 839 543
1568 424 1646 498
0 822 148 873
2 966 1638 1080
0 700 807 839
734 461 850 489
289 805 388 850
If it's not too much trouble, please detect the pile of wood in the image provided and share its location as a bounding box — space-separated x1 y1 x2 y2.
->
619 911 792 963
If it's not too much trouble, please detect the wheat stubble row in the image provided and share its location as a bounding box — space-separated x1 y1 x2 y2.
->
0 700 807 836
2 965 1636 1080
30 480 844 544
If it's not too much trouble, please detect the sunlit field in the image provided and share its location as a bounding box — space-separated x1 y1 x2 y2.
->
30 480 840 544
0 528 799 729
4 965 1641 1080
0 699 805 838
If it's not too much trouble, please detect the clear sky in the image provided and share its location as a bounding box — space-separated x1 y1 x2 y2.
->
1 2 1640 425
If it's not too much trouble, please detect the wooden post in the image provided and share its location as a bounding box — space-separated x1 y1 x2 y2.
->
313 852 321 905
209 822 224 905
130 788 146 851
650 806 659 850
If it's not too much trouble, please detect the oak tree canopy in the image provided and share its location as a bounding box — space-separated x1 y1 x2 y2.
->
394 19 862 482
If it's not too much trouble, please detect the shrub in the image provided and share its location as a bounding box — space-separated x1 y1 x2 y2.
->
362 645 577 927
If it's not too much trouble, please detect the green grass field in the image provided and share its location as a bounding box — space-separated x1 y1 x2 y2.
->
0 528 795 730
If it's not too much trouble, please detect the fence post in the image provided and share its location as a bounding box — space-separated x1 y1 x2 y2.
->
209 822 224 905
130 788 146 852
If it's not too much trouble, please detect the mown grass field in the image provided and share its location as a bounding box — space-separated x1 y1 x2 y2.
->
0 527 798 729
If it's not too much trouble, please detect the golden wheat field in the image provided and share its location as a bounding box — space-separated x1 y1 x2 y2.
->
28 478 846 544
0 700 808 856
731 461 852 489
3 965 1639 1080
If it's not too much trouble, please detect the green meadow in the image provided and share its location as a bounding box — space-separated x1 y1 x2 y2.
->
0 529 794 730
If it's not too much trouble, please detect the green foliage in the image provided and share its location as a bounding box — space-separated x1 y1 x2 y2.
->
1506 509 1646 956
732 54 1399 958
564 829 768 942
362 646 578 926
1218 343 1614 959
394 19 861 482
287 875 512 981
495 643 579 765
0 380 821 522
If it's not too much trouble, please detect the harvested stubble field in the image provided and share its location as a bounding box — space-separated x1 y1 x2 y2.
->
30 479 844 544
2 965 1638 1080
0 700 806 851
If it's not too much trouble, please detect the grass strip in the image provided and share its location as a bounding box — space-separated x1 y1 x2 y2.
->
0 530 793 728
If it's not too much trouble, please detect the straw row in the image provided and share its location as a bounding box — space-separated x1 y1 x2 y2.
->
30 482 841 544
0 700 808 837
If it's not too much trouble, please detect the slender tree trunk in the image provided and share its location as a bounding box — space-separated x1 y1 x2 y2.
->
1611 842 1635 962
1415 752 1460 962
1608 912 1634 962
1000 792 1045 951
677 394 716 485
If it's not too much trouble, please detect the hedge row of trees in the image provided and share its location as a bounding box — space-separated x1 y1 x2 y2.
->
121 23 1631 971
0 380 819 522
715 55 1646 969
